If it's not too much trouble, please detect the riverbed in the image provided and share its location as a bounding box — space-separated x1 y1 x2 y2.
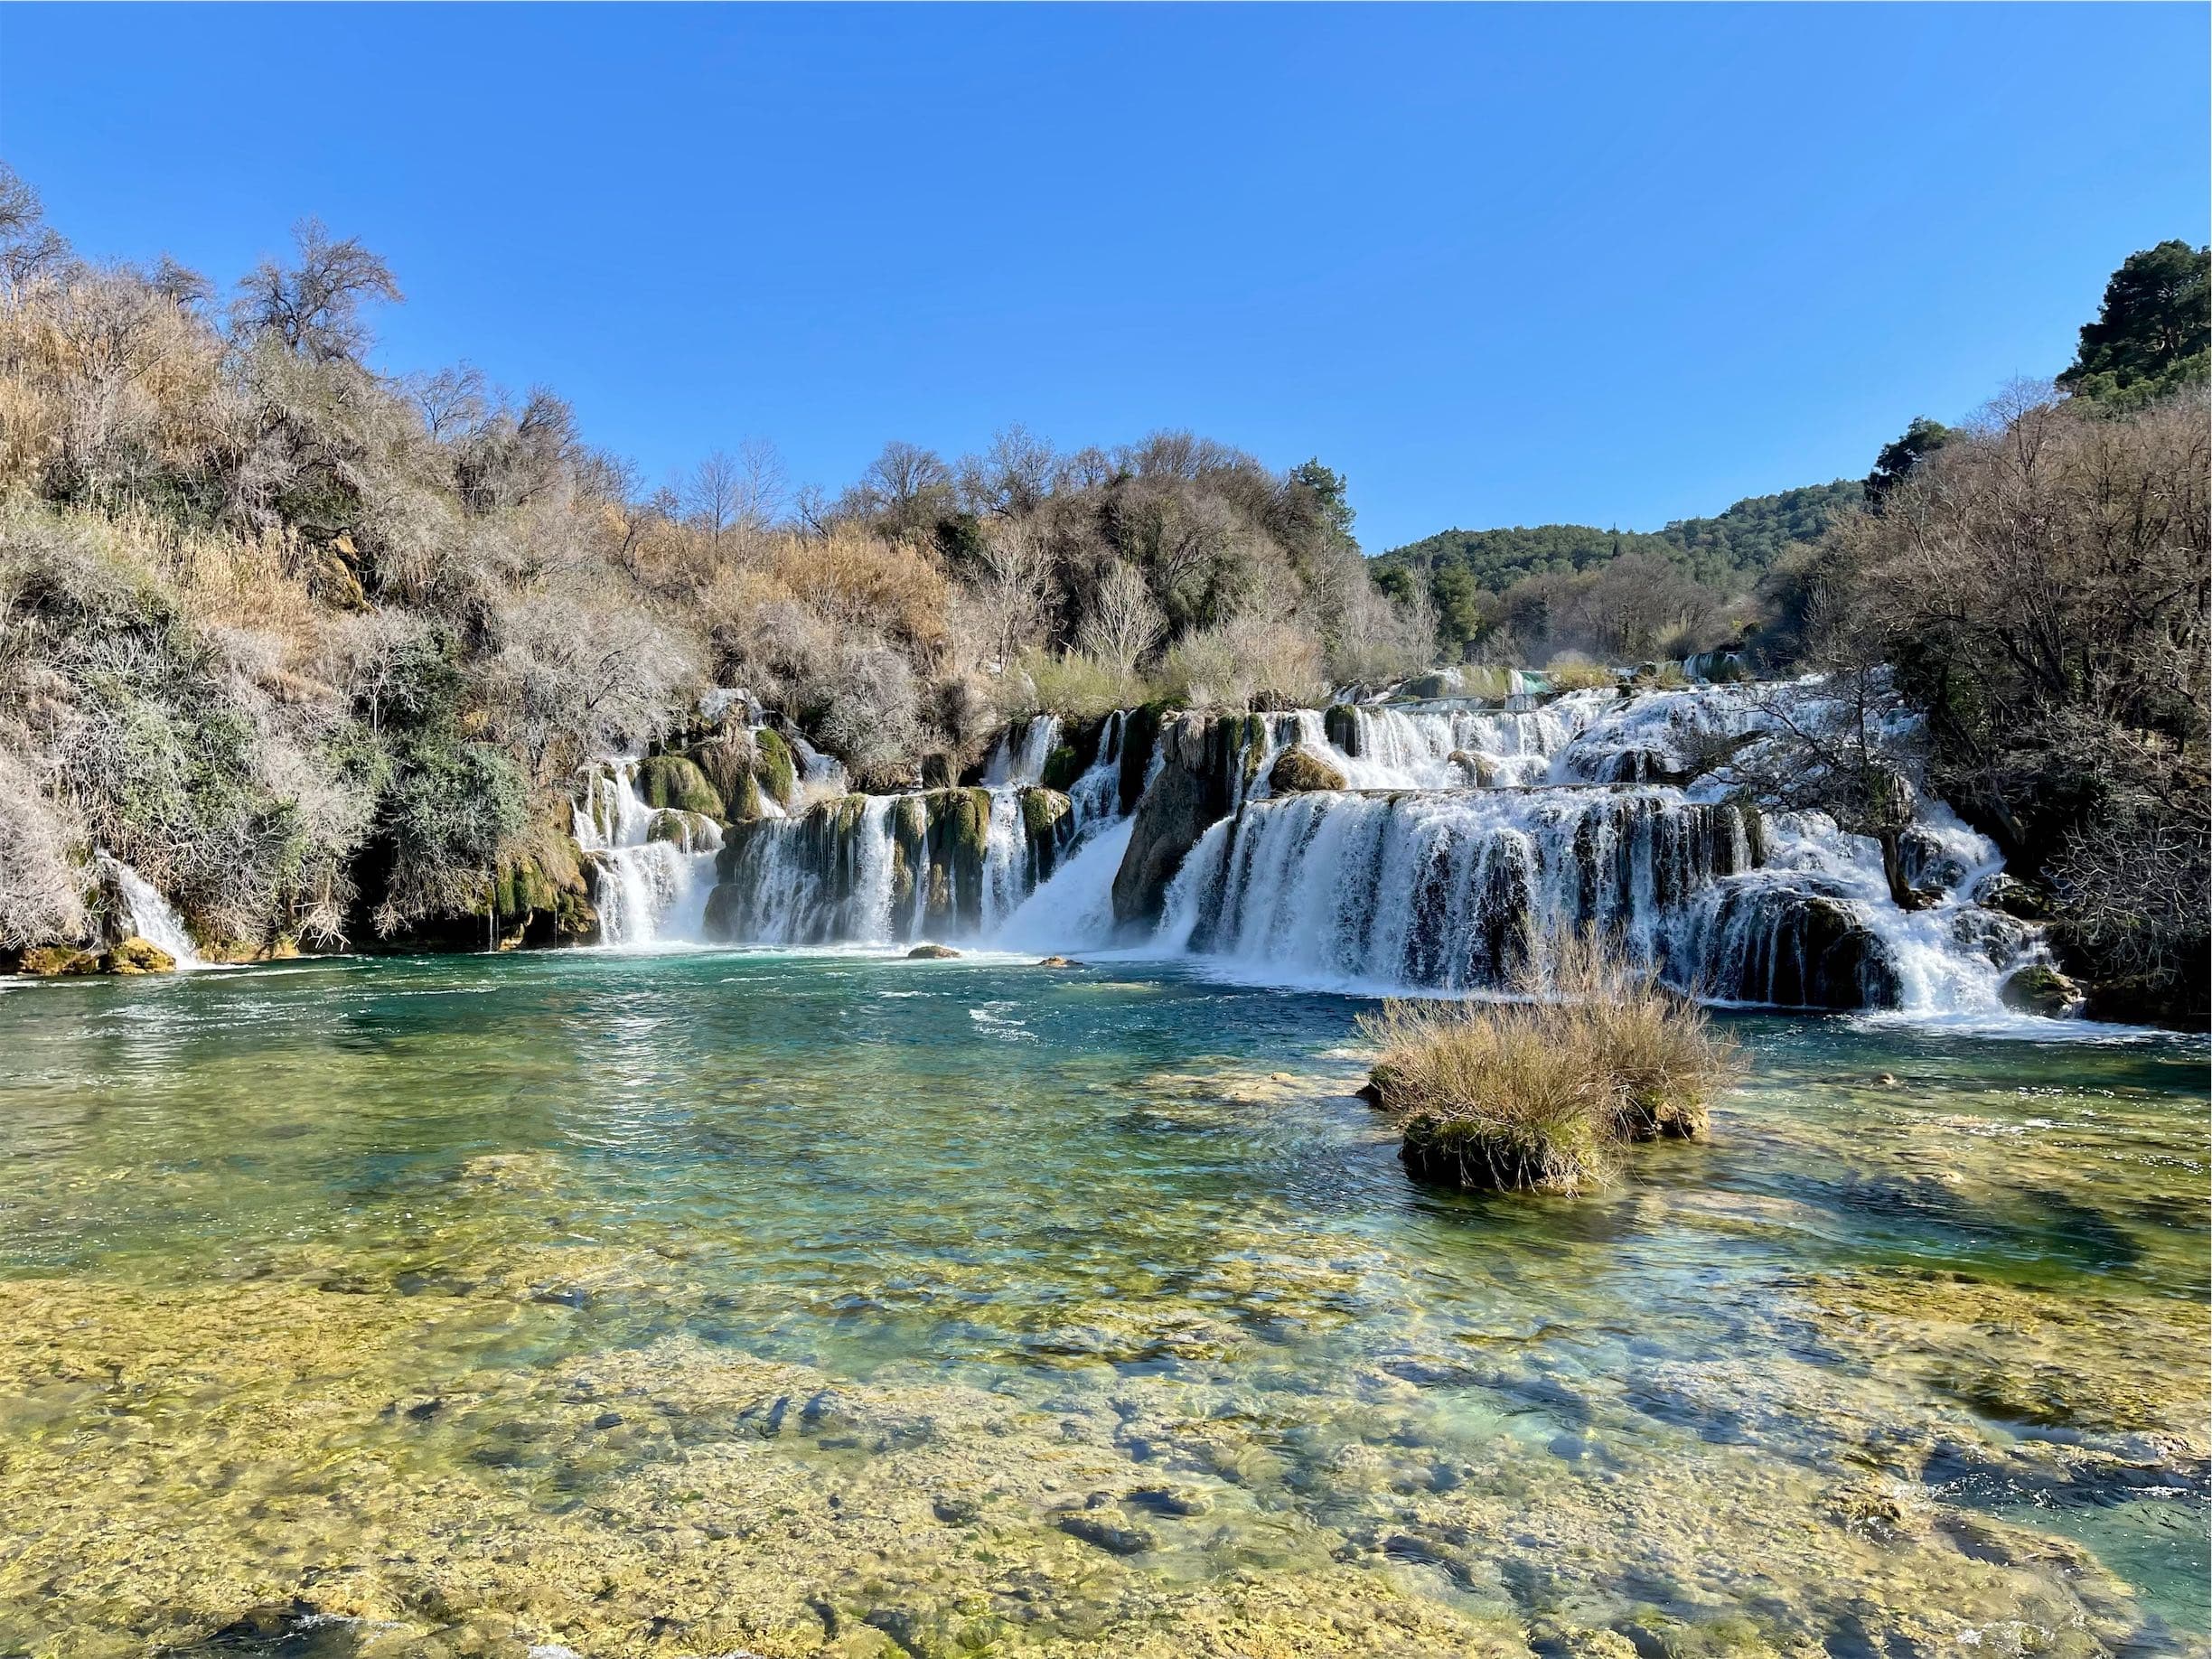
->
0 951 2203 1656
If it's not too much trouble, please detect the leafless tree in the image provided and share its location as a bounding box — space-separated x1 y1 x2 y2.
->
1078 558 1167 676
232 218 400 362
969 520 1054 673
410 365 488 442
731 436 787 531
683 449 745 554
957 424 1056 519
0 162 70 298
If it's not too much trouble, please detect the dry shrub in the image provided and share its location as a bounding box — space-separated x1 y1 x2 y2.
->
764 526 951 666
1359 933 1741 1195
1542 651 1620 693
1005 647 1139 722
1160 613 1326 710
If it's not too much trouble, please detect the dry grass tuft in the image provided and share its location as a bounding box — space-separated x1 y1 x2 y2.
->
1359 933 1742 1196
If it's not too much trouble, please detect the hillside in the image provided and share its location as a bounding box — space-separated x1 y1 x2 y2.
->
1373 480 1862 593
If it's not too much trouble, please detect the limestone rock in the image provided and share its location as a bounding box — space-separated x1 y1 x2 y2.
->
1268 745 1347 794
2001 962 2084 1017
105 936 176 975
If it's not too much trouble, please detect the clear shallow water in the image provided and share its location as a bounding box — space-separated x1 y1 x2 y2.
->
0 951 2204 1658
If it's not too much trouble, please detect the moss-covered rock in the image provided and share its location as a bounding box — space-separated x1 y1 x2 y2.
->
754 728 798 808
1399 1109 1608 1197
1975 873 2052 921
645 809 715 849
2001 963 2084 1017
19 944 102 977
685 727 758 818
1116 703 1167 816
636 755 725 820
105 936 175 975
1268 746 1347 794
907 942 960 960
1038 744 1084 792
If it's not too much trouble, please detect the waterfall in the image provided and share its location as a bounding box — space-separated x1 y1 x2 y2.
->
982 715 1064 786
98 853 202 968
686 681 2038 1018
706 785 1073 947
1158 788 1757 992
572 760 724 946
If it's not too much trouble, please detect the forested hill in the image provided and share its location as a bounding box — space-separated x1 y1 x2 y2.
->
1373 480 1863 592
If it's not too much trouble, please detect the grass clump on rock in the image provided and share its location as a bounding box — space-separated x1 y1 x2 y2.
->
1359 934 1741 1196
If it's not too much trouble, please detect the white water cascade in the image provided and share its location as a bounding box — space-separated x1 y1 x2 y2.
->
572 760 724 946
982 715 1064 786
692 678 2049 1019
98 853 203 968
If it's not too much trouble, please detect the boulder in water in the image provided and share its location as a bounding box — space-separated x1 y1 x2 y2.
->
17 944 102 977
2001 963 2084 1017
1036 955 1082 969
105 936 176 974
1446 749 1499 786
907 943 960 960
1268 746 1347 794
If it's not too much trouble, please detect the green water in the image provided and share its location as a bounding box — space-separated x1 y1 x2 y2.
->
0 950 2204 1658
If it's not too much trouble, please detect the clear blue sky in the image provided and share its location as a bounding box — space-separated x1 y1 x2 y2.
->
2 5 2204 550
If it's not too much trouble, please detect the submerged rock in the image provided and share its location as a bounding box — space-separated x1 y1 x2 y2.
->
1036 955 1082 969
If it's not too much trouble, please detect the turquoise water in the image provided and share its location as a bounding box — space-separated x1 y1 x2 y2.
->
0 950 2203 1657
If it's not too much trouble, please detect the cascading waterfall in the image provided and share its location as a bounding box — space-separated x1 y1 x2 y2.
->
707 786 1073 946
97 853 202 968
1135 680 2042 1014
1160 787 1759 993
688 680 2044 1017
982 715 1064 786
573 760 724 946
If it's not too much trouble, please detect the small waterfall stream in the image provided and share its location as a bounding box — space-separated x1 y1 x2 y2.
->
98 853 202 968
573 760 723 946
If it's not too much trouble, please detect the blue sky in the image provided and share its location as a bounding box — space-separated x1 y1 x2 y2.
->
2 5 2204 551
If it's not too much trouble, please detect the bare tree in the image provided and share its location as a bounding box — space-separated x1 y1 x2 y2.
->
1079 558 1167 677
232 218 401 362
731 436 787 531
969 520 1054 673
410 365 488 441
684 449 745 554
957 424 1056 518
0 163 70 298
854 440 952 538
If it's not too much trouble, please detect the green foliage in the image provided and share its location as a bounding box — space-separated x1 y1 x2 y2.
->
1863 417 1953 512
1378 481 1862 596
379 738 530 915
2057 240 2209 403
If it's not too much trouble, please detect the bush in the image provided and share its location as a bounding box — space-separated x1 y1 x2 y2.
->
1006 647 1141 722
1359 935 1740 1195
1159 614 1326 710
1542 652 1619 693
